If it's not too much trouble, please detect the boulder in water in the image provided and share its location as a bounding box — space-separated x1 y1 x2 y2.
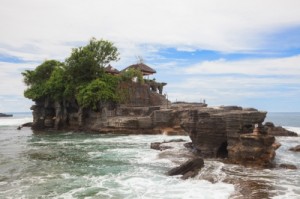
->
279 164 297 170
289 145 300 152
150 139 186 151
167 157 204 179
264 122 298 137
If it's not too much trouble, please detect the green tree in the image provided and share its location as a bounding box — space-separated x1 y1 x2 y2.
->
22 60 61 86
22 38 122 110
65 38 119 85
22 60 63 100
45 66 66 100
76 75 120 110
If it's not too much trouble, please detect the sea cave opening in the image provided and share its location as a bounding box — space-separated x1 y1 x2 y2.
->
216 141 228 158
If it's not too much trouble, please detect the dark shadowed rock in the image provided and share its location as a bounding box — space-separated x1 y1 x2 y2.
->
279 164 297 170
264 122 298 137
167 157 204 179
184 142 193 150
289 145 300 152
17 122 33 130
22 122 33 127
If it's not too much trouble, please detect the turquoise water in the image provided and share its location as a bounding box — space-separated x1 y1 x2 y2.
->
0 112 300 198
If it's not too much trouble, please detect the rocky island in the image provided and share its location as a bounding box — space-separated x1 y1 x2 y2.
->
22 38 296 170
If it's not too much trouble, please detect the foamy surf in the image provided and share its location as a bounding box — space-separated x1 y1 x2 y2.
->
1 113 300 198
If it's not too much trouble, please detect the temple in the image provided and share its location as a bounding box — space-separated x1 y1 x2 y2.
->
104 63 167 95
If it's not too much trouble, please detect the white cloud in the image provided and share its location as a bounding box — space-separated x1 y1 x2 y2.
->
0 61 39 112
184 55 300 76
1 0 300 61
0 62 37 95
165 55 300 107
1 0 300 111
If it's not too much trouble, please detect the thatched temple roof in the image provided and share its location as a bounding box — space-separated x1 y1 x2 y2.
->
104 65 120 75
123 63 156 76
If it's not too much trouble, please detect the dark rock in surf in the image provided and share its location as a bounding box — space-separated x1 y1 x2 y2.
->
150 142 173 151
150 139 186 151
167 157 204 179
264 122 298 137
17 122 33 130
289 145 300 152
279 164 297 170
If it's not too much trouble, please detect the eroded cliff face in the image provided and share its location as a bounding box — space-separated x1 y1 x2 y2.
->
30 82 171 132
180 106 277 167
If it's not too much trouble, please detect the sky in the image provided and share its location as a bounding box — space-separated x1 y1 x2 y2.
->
1 0 300 112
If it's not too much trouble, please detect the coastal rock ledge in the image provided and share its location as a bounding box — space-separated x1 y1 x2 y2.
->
30 96 278 167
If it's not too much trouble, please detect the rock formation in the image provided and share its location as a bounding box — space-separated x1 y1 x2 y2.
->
289 145 300 152
29 81 281 168
150 139 186 151
180 106 278 167
279 164 297 170
30 82 171 132
264 122 298 136
167 157 204 179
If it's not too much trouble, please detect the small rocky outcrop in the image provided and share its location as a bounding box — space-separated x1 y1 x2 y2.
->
17 122 33 130
167 157 204 179
150 139 186 151
279 164 297 170
264 122 298 136
289 145 300 152
151 142 173 151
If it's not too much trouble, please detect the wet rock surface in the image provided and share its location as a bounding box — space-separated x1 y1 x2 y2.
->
17 122 33 130
289 145 300 152
167 157 204 179
279 164 297 169
150 139 187 151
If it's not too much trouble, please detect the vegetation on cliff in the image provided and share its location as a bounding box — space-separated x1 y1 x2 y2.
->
22 38 143 109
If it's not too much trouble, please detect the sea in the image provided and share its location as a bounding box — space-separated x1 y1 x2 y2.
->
0 112 299 199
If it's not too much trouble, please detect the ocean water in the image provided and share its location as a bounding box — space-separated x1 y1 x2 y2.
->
0 112 299 199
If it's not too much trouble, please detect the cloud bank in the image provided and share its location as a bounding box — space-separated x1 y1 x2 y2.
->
0 0 300 111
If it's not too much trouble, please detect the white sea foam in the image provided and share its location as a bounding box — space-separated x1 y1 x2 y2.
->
0 117 32 126
59 166 235 199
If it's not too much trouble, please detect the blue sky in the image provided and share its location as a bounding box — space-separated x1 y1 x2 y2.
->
0 0 300 112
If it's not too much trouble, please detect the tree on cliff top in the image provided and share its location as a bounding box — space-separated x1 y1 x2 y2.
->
22 60 64 100
65 38 120 85
22 38 120 104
